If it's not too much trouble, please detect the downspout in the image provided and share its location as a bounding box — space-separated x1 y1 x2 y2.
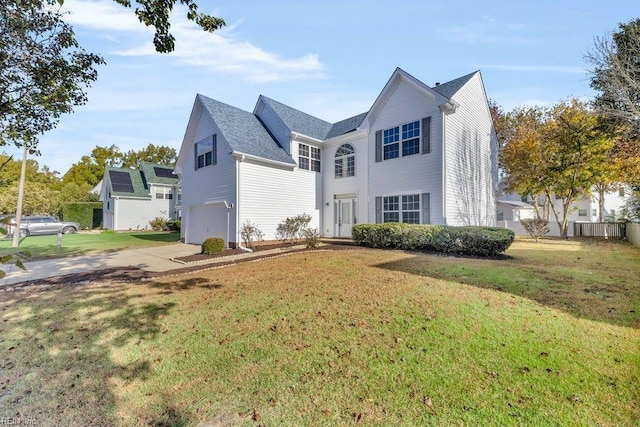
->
439 101 456 226
441 109 447 226
113 196 119 230
235 155 252 253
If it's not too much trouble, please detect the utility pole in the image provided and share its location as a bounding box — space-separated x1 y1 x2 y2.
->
12 145 28 248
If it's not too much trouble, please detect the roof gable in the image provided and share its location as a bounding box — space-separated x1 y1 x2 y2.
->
362 67 450 129
198 95 295 165
259 96 333 141
431 71 478 98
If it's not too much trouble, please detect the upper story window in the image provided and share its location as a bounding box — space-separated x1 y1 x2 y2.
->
383 120 420 160
376 117 430 162
335 144 355 178
298 143 320 172
195 134 216 170
155 187 173 200
383 127 400 160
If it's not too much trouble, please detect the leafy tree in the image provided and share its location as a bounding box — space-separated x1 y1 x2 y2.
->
587 18 640 139
0 181 61 215
121 143 177 168
501 100 613 238
55 0 226 53
63 145 123 187
498 106 550 219
0 1 104 150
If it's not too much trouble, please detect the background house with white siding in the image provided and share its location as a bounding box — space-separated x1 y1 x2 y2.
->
100 162 180 230
175 68 498 246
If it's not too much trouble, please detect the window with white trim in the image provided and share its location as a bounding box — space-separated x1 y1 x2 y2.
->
383 194 421 224
578 208 587 217
298 143 320 172
155 187 173 200
195 135 216 170
335 144 355 178
383 120 420 160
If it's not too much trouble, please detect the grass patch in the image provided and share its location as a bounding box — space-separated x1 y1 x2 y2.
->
0 240 638 425
0 231 180 259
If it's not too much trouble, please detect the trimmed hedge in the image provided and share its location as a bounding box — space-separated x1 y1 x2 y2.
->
61 202 103 229
352 223 515 256
201 237 225 255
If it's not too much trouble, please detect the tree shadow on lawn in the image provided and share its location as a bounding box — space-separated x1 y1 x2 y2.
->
0 282 187 425
128 232 180 243
373 246 639 329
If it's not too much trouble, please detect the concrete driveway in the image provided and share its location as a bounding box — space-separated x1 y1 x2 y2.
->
1 242 201 287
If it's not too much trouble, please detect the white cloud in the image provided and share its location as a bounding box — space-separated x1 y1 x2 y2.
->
62 0 324 83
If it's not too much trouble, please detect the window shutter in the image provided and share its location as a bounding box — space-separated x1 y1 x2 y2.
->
422 117 431 154
375 130 382 163
375 196 382 223
194 142 198 171
212 134 218 166
421 193 430 224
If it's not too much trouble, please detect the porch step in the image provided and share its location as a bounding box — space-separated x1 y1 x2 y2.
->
321 238 355 246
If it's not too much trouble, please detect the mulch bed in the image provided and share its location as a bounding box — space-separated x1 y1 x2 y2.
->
174 242 298 264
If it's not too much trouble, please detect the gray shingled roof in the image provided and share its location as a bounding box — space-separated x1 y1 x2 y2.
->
431 71 478 99
326 112 368 139
198 94 295 165
260 96 333 141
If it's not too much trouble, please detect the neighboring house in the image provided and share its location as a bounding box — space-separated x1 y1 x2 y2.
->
100 161 180 230
175 68 498 246
497 186 631 236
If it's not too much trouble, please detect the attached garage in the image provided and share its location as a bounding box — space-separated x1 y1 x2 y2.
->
185 202 233 246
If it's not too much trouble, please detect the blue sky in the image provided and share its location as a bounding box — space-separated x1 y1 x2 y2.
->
3 0 635 175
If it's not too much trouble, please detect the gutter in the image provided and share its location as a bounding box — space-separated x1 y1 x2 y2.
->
231 151 295 170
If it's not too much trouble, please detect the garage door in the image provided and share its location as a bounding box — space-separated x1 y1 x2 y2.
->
186 204 229 245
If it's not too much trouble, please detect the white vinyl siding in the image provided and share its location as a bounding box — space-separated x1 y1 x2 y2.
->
322 133 368 237
239 160 320 241
443 73 496 226
181 108 237 244
112 197 173 230
368 78 444 225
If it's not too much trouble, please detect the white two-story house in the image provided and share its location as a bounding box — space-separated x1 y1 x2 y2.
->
175 68 498 246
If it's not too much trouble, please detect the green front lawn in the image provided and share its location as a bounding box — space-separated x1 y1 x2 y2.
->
0 239 638 425
0 231 180 259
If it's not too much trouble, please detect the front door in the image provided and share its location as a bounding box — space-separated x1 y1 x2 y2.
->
336 199 355 238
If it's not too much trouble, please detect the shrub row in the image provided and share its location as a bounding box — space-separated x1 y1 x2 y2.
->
352 223 515 256
61 202 103 229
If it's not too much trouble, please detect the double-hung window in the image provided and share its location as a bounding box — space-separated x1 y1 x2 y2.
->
155 187 173 200
299 143 321 172
381 120 421 160
383 127 400 160
381 194 422 224
335 144 355 178
195 135 216 170
401 121 420 156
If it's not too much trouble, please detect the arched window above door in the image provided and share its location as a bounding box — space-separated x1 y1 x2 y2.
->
335 144 355 178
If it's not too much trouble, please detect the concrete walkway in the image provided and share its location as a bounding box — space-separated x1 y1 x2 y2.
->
1 243 204 286
0 242 312 287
